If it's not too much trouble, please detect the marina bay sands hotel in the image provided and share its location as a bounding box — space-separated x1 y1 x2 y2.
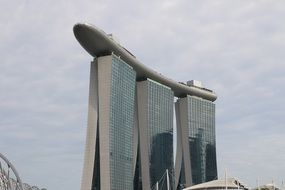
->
73 23 218 190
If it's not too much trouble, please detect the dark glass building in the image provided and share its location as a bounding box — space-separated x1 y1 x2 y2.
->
175 94 217 189
136 79 174 190
188 96 217 184
81 55 136 190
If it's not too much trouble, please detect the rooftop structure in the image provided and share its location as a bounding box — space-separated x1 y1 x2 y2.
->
183 178 249 190
73 23 217 101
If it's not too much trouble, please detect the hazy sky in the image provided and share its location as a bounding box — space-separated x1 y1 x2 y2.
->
0 0 285 189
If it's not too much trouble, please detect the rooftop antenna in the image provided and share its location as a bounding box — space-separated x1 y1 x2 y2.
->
256 179 260 190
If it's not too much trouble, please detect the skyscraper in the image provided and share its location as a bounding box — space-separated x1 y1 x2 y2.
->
137 79 174 190
175 92 217 189
81 55 136 190
73 23 218 190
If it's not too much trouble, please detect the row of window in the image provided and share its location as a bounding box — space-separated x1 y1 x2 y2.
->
109 56 136 190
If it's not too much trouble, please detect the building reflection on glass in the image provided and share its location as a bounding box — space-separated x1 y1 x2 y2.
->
150 131 174 190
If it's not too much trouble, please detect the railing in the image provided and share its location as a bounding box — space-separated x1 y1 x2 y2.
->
151 169 174 190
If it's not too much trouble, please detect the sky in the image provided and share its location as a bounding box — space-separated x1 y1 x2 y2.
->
0 0 285 189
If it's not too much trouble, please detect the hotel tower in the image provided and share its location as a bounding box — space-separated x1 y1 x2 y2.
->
73 23 218 190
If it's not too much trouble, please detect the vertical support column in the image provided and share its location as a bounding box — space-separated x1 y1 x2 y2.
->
133 90 139 174
180 98 193 187
98 56 113 190
174 101 183 189
136 81 151 190
175 98 193 188
80 59 99 190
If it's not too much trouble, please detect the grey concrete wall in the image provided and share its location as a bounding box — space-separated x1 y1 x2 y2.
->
133 90 139 175
175 102 182 189
136 81 151 190
80 60 99 190
175 98 193 188
98 55 113 190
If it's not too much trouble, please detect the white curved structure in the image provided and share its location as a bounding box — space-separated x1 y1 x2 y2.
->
73 23 217 101
0 153 44 190
183 178 249 190
0 153 24 190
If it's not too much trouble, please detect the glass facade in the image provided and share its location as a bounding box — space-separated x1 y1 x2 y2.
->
91 55 136 190
187 95 217 185
146 79 174 190
109 56 136 190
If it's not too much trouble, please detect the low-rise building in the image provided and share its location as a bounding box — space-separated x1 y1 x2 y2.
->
183 177 249 190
